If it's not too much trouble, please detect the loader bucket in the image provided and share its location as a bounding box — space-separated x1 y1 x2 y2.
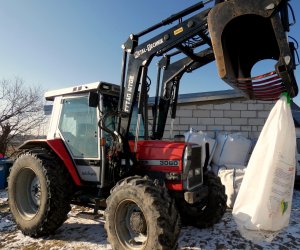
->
208 0 298 100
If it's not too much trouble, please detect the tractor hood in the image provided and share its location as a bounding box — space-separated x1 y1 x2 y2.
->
129 140 187 171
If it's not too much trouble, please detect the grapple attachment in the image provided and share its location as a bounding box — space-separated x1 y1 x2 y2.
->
208 0 298 100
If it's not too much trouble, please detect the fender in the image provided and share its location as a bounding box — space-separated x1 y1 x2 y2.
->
19 139 82 186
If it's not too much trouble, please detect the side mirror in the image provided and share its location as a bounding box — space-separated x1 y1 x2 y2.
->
88 92 99 107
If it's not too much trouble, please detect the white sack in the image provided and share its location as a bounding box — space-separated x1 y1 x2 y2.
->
219 166 246 208
212 133 252 166
184 129 216 166
232 95 296 236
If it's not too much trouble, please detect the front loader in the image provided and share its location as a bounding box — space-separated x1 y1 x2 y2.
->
8 0 298 249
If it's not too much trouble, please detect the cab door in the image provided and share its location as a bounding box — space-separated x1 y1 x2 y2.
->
58 95 101 183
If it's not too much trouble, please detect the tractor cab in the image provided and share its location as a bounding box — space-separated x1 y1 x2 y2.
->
44 82 135 184
45 82 144 184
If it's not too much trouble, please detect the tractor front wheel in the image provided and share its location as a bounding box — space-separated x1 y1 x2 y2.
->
105 176 180 250
178 171 227 228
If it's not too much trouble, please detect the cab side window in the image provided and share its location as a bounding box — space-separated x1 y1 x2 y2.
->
59 96 99 159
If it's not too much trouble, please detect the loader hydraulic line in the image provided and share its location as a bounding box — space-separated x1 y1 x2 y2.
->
132 0 213 40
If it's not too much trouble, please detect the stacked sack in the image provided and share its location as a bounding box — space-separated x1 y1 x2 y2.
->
184 129 252 208
212 132 252 208
184 128 217 168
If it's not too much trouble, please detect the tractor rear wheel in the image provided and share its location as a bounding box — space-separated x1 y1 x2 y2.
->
8 148 73 237
179 171 227 228
105 176 180 250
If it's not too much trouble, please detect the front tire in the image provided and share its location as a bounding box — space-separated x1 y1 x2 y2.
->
179 171 227 228
8 148 73 237
105 176 180 250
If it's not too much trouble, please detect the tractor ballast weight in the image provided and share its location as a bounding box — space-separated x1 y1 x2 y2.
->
208 0 298 100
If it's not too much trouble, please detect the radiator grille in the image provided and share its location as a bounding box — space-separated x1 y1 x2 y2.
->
187 146 203 190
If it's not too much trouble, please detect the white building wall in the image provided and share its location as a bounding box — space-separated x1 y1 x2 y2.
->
148 99 276 140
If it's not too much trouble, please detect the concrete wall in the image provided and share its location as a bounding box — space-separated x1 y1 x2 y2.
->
149 99 275 140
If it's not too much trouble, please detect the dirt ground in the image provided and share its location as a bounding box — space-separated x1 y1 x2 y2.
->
1 189 300 250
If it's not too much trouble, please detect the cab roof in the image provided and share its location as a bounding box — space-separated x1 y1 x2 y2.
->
45 81 120 101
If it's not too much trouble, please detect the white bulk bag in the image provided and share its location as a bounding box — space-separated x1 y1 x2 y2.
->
212 133 252 166
218 166 246 208
184 129 216 167
233 95 296 236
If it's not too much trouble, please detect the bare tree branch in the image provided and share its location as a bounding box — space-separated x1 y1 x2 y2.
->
0 78 45 155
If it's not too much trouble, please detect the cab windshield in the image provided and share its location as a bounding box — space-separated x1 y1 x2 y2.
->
102 94 145 140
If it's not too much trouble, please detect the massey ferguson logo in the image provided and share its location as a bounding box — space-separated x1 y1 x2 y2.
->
134 38 164 58
124 75 134 112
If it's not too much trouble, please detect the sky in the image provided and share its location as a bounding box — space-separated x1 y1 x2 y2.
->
0 0 299 104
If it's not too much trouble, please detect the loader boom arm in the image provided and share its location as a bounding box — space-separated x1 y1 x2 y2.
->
118 5 212 139
111 0 298 170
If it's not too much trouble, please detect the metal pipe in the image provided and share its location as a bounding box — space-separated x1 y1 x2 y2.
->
134 113 141 153
99 94 106 189
117 50 127 133
170 119 174 140
152 65 162 136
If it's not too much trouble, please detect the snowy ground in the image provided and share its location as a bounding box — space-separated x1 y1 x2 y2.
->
1 189 300 250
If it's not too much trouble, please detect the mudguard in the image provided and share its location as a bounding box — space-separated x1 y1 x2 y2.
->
18 139 82 186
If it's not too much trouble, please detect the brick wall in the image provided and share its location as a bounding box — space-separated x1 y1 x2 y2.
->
149 99 275 140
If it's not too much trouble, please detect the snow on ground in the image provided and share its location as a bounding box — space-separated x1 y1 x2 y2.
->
1 189 300 250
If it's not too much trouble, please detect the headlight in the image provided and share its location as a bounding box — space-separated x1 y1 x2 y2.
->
182 145 192 179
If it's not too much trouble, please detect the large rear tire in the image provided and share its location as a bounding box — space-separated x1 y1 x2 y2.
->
8 148 73 237
105 176 180 250
179 171 227 228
